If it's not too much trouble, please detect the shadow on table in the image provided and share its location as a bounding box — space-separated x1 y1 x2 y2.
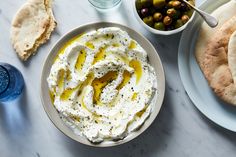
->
0 88 31 136
61 82 175 157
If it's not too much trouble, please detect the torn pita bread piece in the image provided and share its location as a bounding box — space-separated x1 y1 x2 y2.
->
11 0 57 61
195 0 236 69
195 0 236 106
201 15 236 106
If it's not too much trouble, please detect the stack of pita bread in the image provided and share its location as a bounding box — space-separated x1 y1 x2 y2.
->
195 0 236 106
10 0 57 61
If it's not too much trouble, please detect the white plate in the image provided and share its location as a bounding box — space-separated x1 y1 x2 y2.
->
178 0 236 132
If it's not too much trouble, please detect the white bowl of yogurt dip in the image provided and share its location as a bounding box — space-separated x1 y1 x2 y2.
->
41 22 165 147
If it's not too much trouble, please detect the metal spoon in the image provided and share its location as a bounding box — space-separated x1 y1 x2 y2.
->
182 0 218 28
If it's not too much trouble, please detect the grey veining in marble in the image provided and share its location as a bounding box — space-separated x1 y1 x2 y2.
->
0 0 236 157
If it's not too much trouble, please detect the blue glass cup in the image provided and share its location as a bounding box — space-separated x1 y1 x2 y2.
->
0 63 24 102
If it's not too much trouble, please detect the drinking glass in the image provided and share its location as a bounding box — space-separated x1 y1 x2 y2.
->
0 63 24 102
88 0 122 9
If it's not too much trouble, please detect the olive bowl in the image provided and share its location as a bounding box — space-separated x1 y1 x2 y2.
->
133 0 196 35
40 22 165 147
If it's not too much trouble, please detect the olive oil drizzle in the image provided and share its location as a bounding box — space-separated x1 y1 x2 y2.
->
91 71 118 105
129 60 142 84
93 47 106 65
75 49 86 71
51 33 145 115
54 34 84 62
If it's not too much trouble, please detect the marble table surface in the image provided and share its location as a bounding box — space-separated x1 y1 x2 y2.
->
1 0 236 156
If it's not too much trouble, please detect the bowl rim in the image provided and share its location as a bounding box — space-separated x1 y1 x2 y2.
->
132 0 196 35
40 21 166 147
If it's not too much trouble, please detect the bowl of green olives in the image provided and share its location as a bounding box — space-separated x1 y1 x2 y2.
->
133 0 195 35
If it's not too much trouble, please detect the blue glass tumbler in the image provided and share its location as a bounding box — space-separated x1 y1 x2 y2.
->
0 63 24 102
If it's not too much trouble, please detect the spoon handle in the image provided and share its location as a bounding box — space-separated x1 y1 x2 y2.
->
182 0 218 28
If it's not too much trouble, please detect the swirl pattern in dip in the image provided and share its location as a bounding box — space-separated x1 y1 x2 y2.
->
47 27 157 142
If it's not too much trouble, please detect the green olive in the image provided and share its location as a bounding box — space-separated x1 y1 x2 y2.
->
153 12 163 21
154 22 165 30
143 16 154 26
136 0 152 9
167 8 176 16
181 15 190 24
163 16 172 26
167 8 180 19
136 0 143 10
172 1 181 9
153 0 166 9
175 19 184 28
167 1 174 8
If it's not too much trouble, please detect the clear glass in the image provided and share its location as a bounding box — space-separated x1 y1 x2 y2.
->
0 63 24 102
88 0 121 9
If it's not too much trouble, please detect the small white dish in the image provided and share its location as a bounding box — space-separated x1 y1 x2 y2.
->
132 0 196 35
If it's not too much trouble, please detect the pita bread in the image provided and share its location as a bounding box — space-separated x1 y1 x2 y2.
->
11 0 57 61
195 0 236 68
201 15 236 105
195 0 236 105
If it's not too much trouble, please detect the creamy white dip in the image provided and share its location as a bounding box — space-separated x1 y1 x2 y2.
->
47 27 157 143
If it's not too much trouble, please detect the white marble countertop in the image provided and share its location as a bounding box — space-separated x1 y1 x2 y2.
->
0 0 236 156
